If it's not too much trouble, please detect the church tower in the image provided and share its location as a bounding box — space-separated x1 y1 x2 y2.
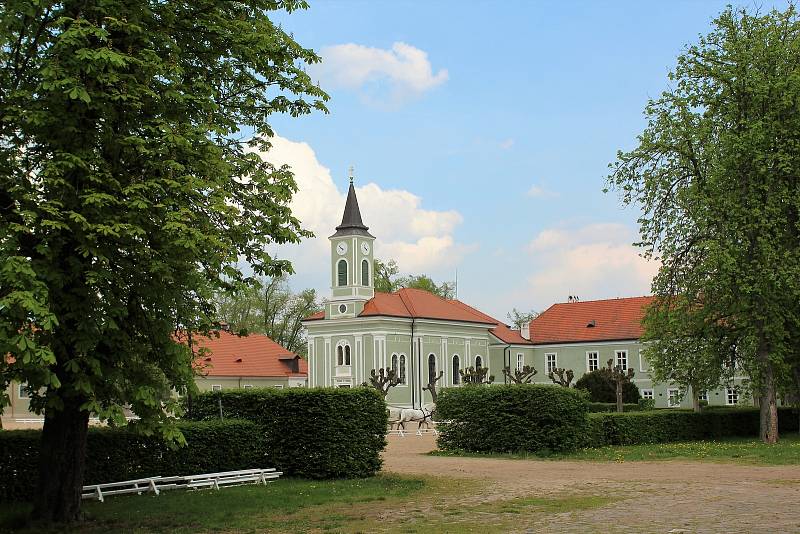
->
327 171 375 319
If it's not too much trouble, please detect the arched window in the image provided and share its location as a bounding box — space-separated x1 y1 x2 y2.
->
337 259 348 286
391 353 398 374
428 354 437 381
361 259 370 286
336 345 344 366
452 355 460 385
344 345 351 366
399 354 406 384
337 341 351 366
475 355 483 370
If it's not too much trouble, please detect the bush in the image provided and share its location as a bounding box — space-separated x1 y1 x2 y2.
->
0 419 264 503
185 387 387 479
585 407 800 447
587 402 644 413
435 385 589 454
575 369 640 403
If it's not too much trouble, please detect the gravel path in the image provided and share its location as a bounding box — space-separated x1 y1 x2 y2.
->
381 434 800 533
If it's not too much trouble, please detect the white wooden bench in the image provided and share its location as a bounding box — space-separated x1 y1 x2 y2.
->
81 468 282 502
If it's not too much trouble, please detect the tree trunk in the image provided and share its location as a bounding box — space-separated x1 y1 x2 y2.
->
691 386 701 413
757 341 779 444
32 399 90 523
616 380 623 413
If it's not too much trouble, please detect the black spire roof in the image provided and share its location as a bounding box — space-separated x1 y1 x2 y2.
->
332 180 374 238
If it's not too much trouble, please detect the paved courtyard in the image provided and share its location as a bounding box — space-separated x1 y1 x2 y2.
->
381 434 800 533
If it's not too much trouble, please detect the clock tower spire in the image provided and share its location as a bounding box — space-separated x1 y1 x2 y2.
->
328 170 375 319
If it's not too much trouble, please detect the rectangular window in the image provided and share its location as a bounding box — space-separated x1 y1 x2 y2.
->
545 353 557 374
211 385 222 391
516 353 524 371
667 388 680 408
273 385 284 389
18 383 29 399
615 350 628 371
641 389 654 400
698 390 708 402
726 387 739 405
639 351 648 372
243 384 253 389
587 351 599 372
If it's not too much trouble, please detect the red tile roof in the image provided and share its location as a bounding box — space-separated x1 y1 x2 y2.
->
180 331 307 378
528 296 655 345
304 288 533 345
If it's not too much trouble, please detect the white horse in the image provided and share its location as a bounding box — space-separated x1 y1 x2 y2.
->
387 406 404 430
397 403 435 431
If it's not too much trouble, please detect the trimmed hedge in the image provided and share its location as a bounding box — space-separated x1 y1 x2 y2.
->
586 407 800 447
185 387 387 479
0 419 264 502
587 402 645 413
436 385 589 453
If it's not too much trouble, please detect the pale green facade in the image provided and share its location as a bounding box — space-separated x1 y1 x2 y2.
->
304 181 750 409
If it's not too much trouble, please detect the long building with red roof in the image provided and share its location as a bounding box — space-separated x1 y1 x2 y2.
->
302 177 747 410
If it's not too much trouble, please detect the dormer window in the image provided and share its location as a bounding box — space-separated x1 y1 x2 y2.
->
587 320 596 328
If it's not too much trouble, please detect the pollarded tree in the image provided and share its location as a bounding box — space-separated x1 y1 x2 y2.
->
365 368 402 399
0 0 327 522
548 368 575 388
606 360 636 413
575 367 640 405
459 366 495 385
502 365 538 384
607 6 800 443
423 370 444 403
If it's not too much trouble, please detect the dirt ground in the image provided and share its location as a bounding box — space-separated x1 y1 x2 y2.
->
381 434 800 533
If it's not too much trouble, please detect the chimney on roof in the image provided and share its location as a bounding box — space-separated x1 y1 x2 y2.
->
521 322 530 340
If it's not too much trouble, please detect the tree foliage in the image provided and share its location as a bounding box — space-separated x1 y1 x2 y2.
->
213 275 321 356
548 368 575 388
459 366 494 386
0 0 326 521
363 368 401 399
607 5 800 441
506 308 539 330
575 367 640 405
372 258 455 298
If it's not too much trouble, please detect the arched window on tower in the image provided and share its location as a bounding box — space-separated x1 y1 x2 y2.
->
452 355 460 385
337 259 348 287
399 354 406 384
475 355 483 370
337 345 344 366
428 354 437 381
361 259 370 287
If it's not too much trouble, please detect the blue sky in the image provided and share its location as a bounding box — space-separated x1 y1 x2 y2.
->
263 1 789 320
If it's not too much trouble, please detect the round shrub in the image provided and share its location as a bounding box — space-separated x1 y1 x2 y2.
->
574 369 640 403
435 384 589 454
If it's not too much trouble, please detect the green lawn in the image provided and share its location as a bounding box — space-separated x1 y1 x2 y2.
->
432 433 800 465
0 475 427 533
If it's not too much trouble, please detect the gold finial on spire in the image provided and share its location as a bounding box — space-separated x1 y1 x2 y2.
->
348 165 355 184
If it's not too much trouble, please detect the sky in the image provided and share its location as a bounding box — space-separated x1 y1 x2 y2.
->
260 0 790 320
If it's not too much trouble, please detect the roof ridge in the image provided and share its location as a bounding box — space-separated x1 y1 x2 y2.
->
550 295 653 306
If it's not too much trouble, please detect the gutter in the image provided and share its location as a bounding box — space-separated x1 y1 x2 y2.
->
410 317 416 408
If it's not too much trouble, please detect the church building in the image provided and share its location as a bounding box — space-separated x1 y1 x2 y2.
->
303 179 748 409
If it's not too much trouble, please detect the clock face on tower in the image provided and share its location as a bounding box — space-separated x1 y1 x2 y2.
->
360 242 370 255
336 242 348 255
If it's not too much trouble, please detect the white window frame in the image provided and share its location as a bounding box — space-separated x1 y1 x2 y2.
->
273 384 284 389
18 383 29 399
638 350 648 372
516 353 524 371
586 351 599 372
475 355 483 370
698 390 708 402
667 387 680 408
726 387 739 405
243 384 253 390
615 350 628 371
211 384 222 391
337 340 351 366
399 354 407 385
545 353 557 374
452 354 460 385
336 258 349 287
641 389 654 400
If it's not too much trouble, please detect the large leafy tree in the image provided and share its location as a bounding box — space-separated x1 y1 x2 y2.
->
373 258 455 298
214 275 321 356
0 0 326 522
608 6 800 443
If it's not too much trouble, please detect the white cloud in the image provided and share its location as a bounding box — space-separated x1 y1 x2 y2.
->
526 183 559 198
256 135 472 289
312 42 448 104
499 138 515 150
524 223 659 308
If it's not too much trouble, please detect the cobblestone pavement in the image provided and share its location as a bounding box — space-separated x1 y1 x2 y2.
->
382 434 800 533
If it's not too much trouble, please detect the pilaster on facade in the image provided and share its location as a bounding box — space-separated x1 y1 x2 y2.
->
307 336 315 387
355 335 363 386
324 336 332 387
